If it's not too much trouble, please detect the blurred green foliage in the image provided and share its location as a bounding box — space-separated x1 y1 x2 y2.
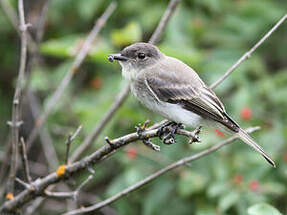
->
0 0 287 214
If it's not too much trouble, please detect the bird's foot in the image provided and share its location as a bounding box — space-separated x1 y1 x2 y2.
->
157 121 174 140
136 120 160 151
157 121 184 145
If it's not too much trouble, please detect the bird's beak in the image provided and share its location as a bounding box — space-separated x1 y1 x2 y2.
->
108 53 129 62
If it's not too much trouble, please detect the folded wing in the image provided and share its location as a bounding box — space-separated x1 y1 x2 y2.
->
144 60 239 132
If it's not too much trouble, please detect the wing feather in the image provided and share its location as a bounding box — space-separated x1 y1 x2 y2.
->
143 60 239 132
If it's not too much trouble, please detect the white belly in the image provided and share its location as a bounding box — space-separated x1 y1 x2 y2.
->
148 101 202 127
130 84 202 127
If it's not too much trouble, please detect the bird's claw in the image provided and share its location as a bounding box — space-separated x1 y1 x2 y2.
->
157 122 183 145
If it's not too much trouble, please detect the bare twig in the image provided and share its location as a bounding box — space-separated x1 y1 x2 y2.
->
0 0 37 52
25 198 44 215
26 2 117 149
44 190 75 200
19 138 32 183
6 0 29 195
39 176 93 203
64 127 260 215
70 0 182 162
15 178 31 189
66 126 82 165
210 13 287 89
0 0 19 33
34 0 50 44
148 0 181 44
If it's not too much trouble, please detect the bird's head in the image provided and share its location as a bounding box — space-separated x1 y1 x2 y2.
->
108 43 164 79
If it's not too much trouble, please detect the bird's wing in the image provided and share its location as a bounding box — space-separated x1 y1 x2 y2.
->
144 58 239 132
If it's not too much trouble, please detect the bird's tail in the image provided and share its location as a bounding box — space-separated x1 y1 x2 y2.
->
237 128 276 167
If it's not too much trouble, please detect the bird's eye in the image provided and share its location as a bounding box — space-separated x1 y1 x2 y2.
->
137 53 145 59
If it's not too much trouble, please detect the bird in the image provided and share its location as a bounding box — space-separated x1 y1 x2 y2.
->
108 42 275 167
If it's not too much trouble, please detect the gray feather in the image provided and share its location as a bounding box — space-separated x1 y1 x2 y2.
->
143 56 239 132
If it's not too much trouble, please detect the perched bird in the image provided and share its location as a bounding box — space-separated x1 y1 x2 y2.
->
108 42 275 167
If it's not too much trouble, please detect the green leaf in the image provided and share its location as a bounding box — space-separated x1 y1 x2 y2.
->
143 179 174 215
219 191 240 212
111 22 142 46
248 203 282 215
207 182 227 198
177 170 208 198
40 35 113 63
106 168 144 197
77 0 103 21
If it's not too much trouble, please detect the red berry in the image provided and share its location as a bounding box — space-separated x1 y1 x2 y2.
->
249 180 259 191
126 147 137 159
90 77 103 90
215 129 225 137
240 107 252 121
233 174 243 184
283 152 287 162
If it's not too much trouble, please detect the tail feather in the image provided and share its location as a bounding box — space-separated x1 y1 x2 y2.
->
238 128 276 167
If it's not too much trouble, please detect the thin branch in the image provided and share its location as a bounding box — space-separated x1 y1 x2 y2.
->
210 13 287 89
70 0 182 162
64 127 260 215
0 0 19 33
34 0 50 44
65 126 82 165
19 138 32 183
15 178 31 189
44 175 92 204
25 198 44 215
149 0 181 45
75 175 93 194
26 1 117 150
6 0 29 195
44 190 75 200
0 0 37 52
148 0 181 44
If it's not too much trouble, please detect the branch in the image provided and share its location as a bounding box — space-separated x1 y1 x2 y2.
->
148 0 181 44
25 1 117 150
210 13 287 89
70 0 182 162
0 121 197 211
19 138 32 184
65 126 82 165
64 127 260 215
0 0 37 52
44 175 92 201
6 0 29 196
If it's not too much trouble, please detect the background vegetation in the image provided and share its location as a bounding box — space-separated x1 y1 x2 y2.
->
0 0 286 214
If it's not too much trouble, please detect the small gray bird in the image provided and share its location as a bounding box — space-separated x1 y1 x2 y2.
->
108 42 275 167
